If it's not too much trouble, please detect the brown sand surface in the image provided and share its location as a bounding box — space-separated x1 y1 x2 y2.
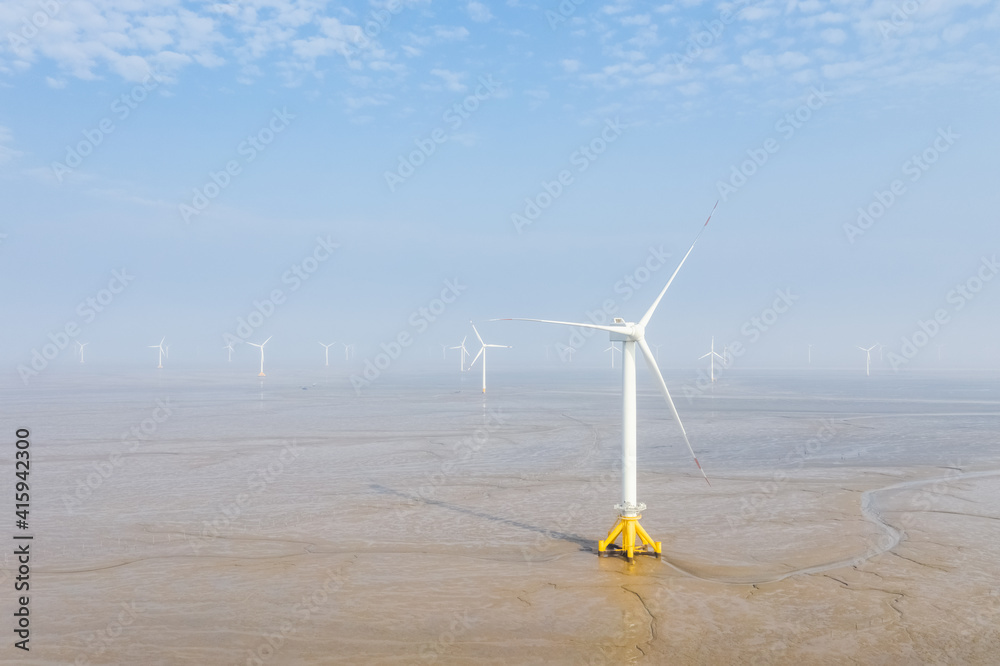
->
4 373 1000 664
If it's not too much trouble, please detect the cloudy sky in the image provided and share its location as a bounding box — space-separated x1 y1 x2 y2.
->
2 0 999 380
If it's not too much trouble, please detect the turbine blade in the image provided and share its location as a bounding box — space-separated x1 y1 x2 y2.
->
637 202 717 328
637 338 711 486
698 352 711 359
493 318 625 335
470 347 484 368
470 322 484 346
262 336 272 345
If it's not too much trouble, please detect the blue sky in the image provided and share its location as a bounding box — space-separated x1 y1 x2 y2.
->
1 0 999 380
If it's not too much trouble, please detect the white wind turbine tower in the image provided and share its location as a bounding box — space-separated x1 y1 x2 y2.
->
859 344 877 377
149 337 166 369
699 336 725 383
319 342 336 366
342 342 354 362
76 341 88 364
248 337 272 377
449 336 470 371
497 203 716 560
605 342 622 368
468 322 511 394
224 341 235 362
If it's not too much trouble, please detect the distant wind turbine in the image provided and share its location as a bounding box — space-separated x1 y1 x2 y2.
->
224 341 235 362
449 336 470 372
496 202 717 560
248 337 272 377
651 343 662 363
858 344 877 377
699 336 725 383
149 337 166 369
605 342 621 368
342 342 354 362
76 341 88 364
468 322 511 394
319 342 336 366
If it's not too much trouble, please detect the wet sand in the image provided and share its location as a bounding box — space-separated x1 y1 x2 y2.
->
4 370 1000 664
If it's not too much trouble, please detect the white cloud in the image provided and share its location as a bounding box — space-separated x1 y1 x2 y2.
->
466 2 493 23
429 68 466 92
561 59 581 73
821 28 847 45
0 126 23 164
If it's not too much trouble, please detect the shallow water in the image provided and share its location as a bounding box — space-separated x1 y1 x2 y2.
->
2 368 999 663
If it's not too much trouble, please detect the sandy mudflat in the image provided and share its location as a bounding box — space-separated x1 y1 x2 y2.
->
3 369 999 664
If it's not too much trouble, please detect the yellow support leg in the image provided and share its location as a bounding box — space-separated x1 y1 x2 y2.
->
599 515 661 560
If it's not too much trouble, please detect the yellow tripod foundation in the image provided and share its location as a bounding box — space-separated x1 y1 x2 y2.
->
598 515 662 561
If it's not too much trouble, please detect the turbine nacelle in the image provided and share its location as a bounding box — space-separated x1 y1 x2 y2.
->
608 319 641 342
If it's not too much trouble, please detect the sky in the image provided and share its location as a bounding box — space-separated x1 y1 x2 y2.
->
1 0 999 384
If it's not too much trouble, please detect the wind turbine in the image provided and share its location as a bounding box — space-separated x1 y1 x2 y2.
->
496 203 716 560
449 336 470 372
319 342 336 366
342 342 354 362
468 322 511 394
149 337 166 369
248 337 272 377
699 336 725 383
605 343 621 368
224 341 235 362
858 344 877 377
76 341 88 364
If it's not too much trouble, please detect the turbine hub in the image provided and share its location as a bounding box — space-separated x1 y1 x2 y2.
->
609 321 638 342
